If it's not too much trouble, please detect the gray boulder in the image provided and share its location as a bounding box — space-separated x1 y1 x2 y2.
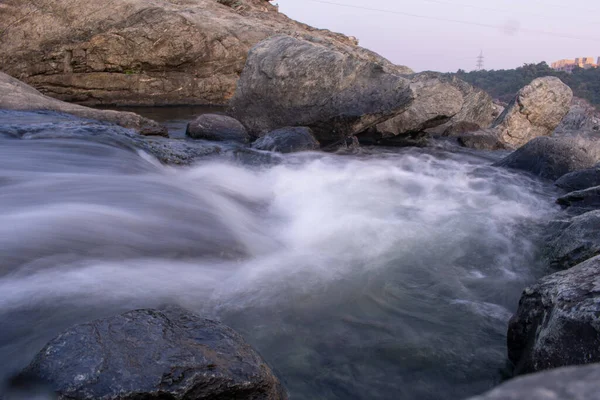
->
493 137 598 180
465 363 600 400
20 307 286 400
545 210 600 269
228 35 414 144
492 77 573 148
186 113 249 143
252 127 320 153
555 166 600 192
0 72 166 135
507 255 600 375
457 129 508 151
554 97 600 135
556 186 600 213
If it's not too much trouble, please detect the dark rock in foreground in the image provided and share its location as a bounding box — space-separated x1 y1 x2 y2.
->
556 186 600 214
0 72 165 135
465 363 600 400
252 127 320 153
507 255 600 375
186 113 250 143
20 307 286 400
555 166 600 192
545 210 600 270
493 137 598 180
229 35 414 143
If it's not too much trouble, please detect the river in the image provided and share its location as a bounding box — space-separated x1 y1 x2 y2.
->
0 109 559 400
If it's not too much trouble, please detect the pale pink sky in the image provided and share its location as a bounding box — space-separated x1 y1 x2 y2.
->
277 0 600 72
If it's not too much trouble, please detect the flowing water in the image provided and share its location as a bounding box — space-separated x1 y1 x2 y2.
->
0 110 559 400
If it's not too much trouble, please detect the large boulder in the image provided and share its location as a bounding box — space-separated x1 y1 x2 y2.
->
544 210 600 270
507 255 600 375
465 363 600 400
492 77 573 148
0 72 166 135
252 127 320 153
554 97 600 135
0 0 411 106
228 35 414 144
493 137 598 180
19 307 286 400
555 165 600 192
186 113 249 143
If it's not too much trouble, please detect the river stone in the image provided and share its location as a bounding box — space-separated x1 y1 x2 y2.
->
556 186 600 214
0 0 411 106
493 137 598 180
186 114 249 143
492 77 573 148
507 255 600 375
252 127 320 153
228 35 414 144
465 363 600 400
555 166 600 192
545 210 600 270
554 97 600 135
457 129 507 151
0 72 165 135
19 307 286 400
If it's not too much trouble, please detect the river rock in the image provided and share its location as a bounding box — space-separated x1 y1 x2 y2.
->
0 0 411 106
493 137 598 180
554 97 600 135
457 129 508 151
0 72 166 135
556 186 600 213
465 363 600 400
252 127 320 153
19 307 286 400
555 166 600 192
228 35 414 144
186 114 249 143
545 210 600 270
507 255 600 375
492 77 573 148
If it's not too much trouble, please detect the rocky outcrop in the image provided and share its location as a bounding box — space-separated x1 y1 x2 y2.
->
556 186 600 214
252 127 320 153
493 137 598 180
507 255 600 375
228 35 414 144
456 129 508 151
465 363 600 400
0 71 165 135
186 114 249 143
19 306 286 400
0 0 411 106
554 97 600 135
372 73 498 141
555 166 600 192
545 210 600 270
492 77 573 148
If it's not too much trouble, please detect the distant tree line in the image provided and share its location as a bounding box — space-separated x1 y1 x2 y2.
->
451 62 600 108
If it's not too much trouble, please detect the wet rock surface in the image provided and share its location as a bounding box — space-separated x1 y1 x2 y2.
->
186 113 250 143
19 306 287 400
252 127 320 153
555 166 600 192
466 363 600 400
507 255 600 375
493 137 598 180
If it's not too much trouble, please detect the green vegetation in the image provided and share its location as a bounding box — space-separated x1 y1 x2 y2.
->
453 62 600 108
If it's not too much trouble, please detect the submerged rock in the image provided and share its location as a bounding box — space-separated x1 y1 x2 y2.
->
19 307 287 400
507 255 600 375
555 166 600 192
493 137 598 180
492 77 573 148
0 72 165 135
228 35 414 144
186 113 249 143
545 210 600 270
466 363 600 400
0 0 410 106
252 127 320 153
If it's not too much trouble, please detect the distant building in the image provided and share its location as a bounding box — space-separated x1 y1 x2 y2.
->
551 56 599 73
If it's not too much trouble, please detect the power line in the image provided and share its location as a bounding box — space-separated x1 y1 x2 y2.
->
304 0 600 43
476 51 484 71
